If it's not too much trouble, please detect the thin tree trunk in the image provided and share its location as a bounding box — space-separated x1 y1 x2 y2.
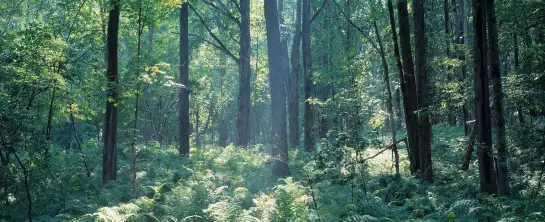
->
45 85 56 159
414 0 433 182
486 0 509 195
70 104 91 177
397 0 420 174
102 0 120 182
131 1 143 197
472 0 497 194
461 124 476 170
179 2 190 155
445 0 456 125
514 33 525 123
373 20 399 177
303 0 315 151
264 0 289 176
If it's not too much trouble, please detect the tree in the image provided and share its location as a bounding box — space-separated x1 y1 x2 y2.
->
179 1 190 156
397 0 420 174
414 0 433 182
373 20 399 176
303 0 314 152
289 0 302 148
486 0 509 195
237 0 251 147
264 0 289 177
472 0 497 194
103 0 121 182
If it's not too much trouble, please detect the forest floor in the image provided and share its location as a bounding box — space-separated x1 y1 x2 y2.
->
13 124 545 221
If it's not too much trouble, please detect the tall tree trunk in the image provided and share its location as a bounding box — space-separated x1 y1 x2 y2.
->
397 0 420 174
131 0 143 196
264 0 289 177
45 85 56 157
444 0 456 125
289 0 302 148
102 0 120 182
386 0 406 131
486 0 509 195
196 108 201 148
237 0 251 147
303 0 315 151
373 20 400 177
472 0 497 194
414 0 433 182
178 2 190 155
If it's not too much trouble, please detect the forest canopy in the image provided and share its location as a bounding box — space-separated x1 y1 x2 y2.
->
1 0 545 221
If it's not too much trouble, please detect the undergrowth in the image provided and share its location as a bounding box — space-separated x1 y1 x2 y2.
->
3 124 545 221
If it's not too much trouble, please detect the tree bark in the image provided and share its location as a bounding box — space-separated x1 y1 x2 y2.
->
461 124 476 171
472 0 497 194
486 0 509 195
397 0 420 174
414 0 433 182
237 0 251 147
264 0 290 177
303 0 315 151
178 2 190 156
102 0 120 182
289 0 302 148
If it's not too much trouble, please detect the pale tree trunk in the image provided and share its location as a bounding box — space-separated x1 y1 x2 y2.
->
289 0 302 148
264 0 289 177
131 0 143 196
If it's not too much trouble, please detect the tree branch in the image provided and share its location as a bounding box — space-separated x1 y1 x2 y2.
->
359 138 407 163
310 0 329 24
202 0 241 26
331 0 379 52
189 2 240 63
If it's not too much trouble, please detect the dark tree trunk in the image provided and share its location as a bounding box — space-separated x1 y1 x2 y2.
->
397 0 420 174
414 0 433 182
387 0 405 131
303 0 315 151
264 0 289 177
237 0 251 147
289 0 302 148
102 0 120 182
486 0 509 195
373 20 399 177
178 2 190 156
219 117 228 147
472 0 497 194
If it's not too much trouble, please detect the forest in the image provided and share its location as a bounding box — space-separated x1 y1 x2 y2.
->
0 0 544 221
